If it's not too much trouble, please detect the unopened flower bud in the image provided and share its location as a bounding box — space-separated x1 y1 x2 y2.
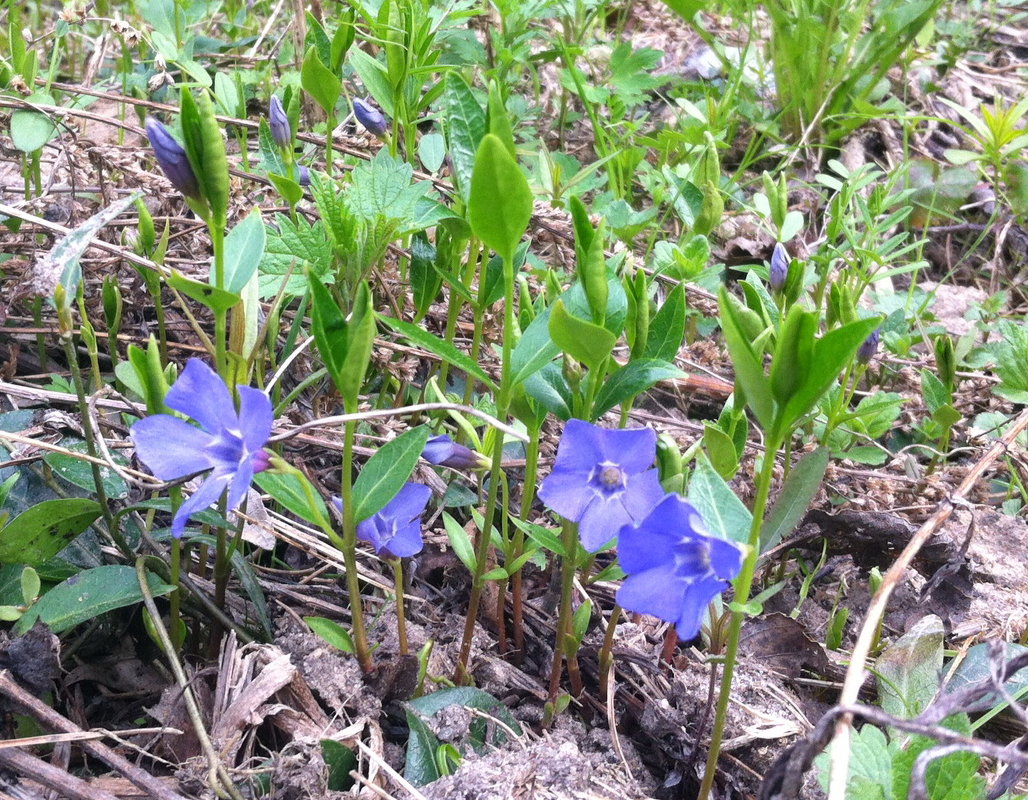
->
857 329 880 365
422 435 489 470
297 165 310 187
144 117 201 202
269 95 290 148
769 241 788 292
353 98 388 138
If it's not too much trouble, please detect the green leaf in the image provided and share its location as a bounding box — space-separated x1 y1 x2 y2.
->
779 316 881 431
718 288 774 431
548 299 616 372
377 314 496 391
592 359 684 417
15 565 175 635
687 454 752 545
442 72 486 202
510 517 564 557
403 707 442 786
254 470 330 529
644 283 687 361
523 363 573 420
348 150 428 229
306 616 355 653
761 446 829 551
11 93 57 152
410 233 442 318
469 134 532 262
309 279 376 402
347 47 395 117
702 422 740 480
0 498 102 566
443 513 476 572
259 214 332 298
44 441 129 499
352 427 431 522
321 739 357 791
167 270 240 314
408 686 522 749
301 46 341 114
418 132 446 173
875 614 944 719
221 209 266 294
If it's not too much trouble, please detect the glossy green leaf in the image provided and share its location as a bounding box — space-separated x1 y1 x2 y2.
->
702 421 740 480
44 441 129 499
0 498 102 566
442 72 486 202
592 359 684 417
548 299 616 372
254 470 330 529
306 616 355 653
687 455 752 545
167 270 240 314
309 279 375 402
645 283 687 361
718 287 774 431
11 93 57 152
348 47 394 116
443 512 476 572
301 46 341 114
469 134 532 262
221 210 267 293
15 565 175 635
321 739 357 791
352 427 431 522
377 314 495 391
761 446 829 551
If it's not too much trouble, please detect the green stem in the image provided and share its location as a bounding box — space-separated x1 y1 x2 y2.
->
62 332 131 559
169 537 182 653
454 246 516 682
340 415 373 672
210 222 228 375
697 435 780 800
547 518 579 703
511 426 542 662
598 604 622 702
391 558 408 656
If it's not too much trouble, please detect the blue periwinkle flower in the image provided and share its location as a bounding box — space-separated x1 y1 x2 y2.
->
269 95 291 148
538 419 665 552
857 328 881 365
145 117 201 202
297 166 311 187
423 435 489 470
353 98 388 138
769 241 788 292
333 483 431 558
130 359 273 537
617 494 743 640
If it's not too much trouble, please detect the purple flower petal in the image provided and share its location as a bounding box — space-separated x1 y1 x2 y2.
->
237 385 274 451
547 419 608 475
537 469 594 523
709 537 745 580
593 426 657 475
226 456 254 513
385 483 433 520
617 564 687 624
620 469 665 523
380 518 424 558
130 416 217 480
577 493 635 552
674 575 729 640
171 469 233 537
164 360 235 433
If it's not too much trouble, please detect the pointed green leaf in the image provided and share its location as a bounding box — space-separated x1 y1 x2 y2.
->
469 134 532 262
352 426 431 522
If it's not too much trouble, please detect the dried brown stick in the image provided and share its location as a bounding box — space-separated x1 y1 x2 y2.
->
0 746 121 800
827 405 1028 799
0 670 189 800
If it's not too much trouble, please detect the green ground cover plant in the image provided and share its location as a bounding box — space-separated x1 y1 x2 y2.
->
2 0 1028 797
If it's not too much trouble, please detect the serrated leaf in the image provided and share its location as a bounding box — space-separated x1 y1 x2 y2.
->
259 214 332 298
15 565 175 634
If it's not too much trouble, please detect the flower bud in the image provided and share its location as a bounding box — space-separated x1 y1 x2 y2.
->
269 95 290 148
144 117 201 202
297 166 310 187
857 329 881 365
422 434 489 470
353 98 388 138
769 241 788 292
